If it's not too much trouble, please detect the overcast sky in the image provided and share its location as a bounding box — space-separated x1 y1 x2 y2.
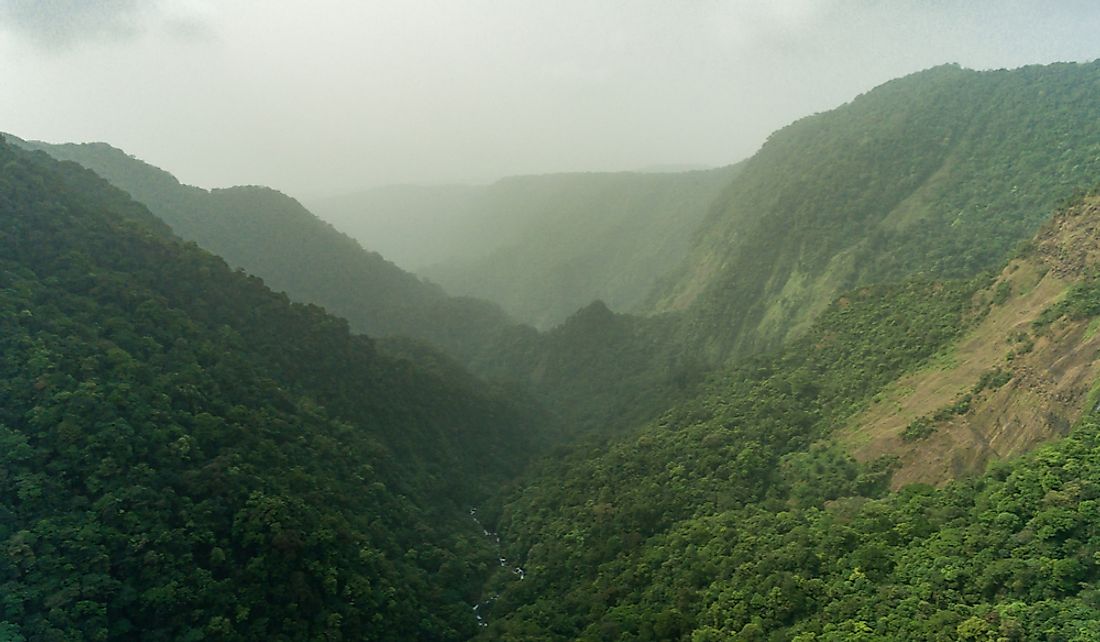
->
1 1 1098 197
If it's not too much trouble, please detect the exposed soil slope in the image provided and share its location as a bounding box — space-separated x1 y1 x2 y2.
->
839 196 1100 487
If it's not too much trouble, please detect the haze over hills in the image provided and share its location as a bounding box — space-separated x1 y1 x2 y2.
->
7 57 1100 642
8 135 705 438
311 166 739 329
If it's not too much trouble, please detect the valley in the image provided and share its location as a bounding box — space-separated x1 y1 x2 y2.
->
4 57 1100 641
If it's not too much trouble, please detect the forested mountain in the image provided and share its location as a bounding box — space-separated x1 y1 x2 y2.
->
0 138 547 640
312 167 738 329
9 135 706 440
474 195 1100 640
656 61 1100 362
8 59 1100 642
5 136 517 364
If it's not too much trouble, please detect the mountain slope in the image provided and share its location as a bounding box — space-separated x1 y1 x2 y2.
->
8 135 710 445
839 195 1100 487
6 136 516 363
473 194 1100 640
313 167 739 329
657 61 1100 362
0 138 544 640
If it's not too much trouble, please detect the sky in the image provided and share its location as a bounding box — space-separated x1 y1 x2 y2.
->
1 1 1099 198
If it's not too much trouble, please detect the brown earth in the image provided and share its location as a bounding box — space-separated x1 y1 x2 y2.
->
836 196 1100 488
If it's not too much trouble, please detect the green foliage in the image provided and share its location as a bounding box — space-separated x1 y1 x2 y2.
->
0 138 544 640
662 61 1100 363
902 417 936 442
10 135 701 444
477 276 981 639
1035 273 1100 329
7 135 518 368
974 368 1013 394
7 61 1100 642
475 258 1100 639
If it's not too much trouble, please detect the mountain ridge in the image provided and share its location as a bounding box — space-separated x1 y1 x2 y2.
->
655 61 1100 363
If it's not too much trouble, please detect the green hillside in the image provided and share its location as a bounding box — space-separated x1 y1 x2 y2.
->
6 136 517 364
313 168 738 329
9 135 706 441
473 196 1100 639
657 61 1100 362
9 59 1100 642
0 138 545 641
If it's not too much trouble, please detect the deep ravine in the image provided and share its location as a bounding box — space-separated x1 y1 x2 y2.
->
468 507 526 627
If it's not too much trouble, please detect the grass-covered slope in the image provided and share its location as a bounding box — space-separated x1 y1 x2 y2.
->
0 138 544 641
657 61 1100 362
314 167 738 329
7 136 517 364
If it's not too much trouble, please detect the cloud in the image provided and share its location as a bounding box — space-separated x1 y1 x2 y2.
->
0 0 215 49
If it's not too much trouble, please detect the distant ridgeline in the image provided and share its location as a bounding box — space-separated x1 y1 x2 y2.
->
311 167 740 330
0 138 546 640
7 135 702 440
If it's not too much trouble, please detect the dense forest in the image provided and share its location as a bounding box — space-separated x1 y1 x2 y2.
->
10 136 703 442
6 60 1100 641
8 136 530 360
0 139 549 640
656 61 1100 363
476 205 1100 637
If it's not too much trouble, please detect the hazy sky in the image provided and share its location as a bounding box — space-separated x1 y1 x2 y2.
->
2 1 1099 197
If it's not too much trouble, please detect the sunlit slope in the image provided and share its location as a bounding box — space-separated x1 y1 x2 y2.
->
657 61 1100 362
0 139 543 641
314 167 738 329
840 195 1100 487
8 136 517 362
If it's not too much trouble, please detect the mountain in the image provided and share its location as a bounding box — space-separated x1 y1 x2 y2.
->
10 135 709 440
9 59 1100 642
473 194 1100 640
656 61 1100 363
838 198 1100 487
311 167 739 329
0 137 546 641
6 135 516 364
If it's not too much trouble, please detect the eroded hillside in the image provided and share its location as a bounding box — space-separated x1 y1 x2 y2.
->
840 195 1100 486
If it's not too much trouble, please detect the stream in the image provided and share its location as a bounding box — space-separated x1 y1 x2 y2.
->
469 507 526 627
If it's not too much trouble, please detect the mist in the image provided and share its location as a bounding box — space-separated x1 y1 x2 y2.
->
2 0 1099 198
